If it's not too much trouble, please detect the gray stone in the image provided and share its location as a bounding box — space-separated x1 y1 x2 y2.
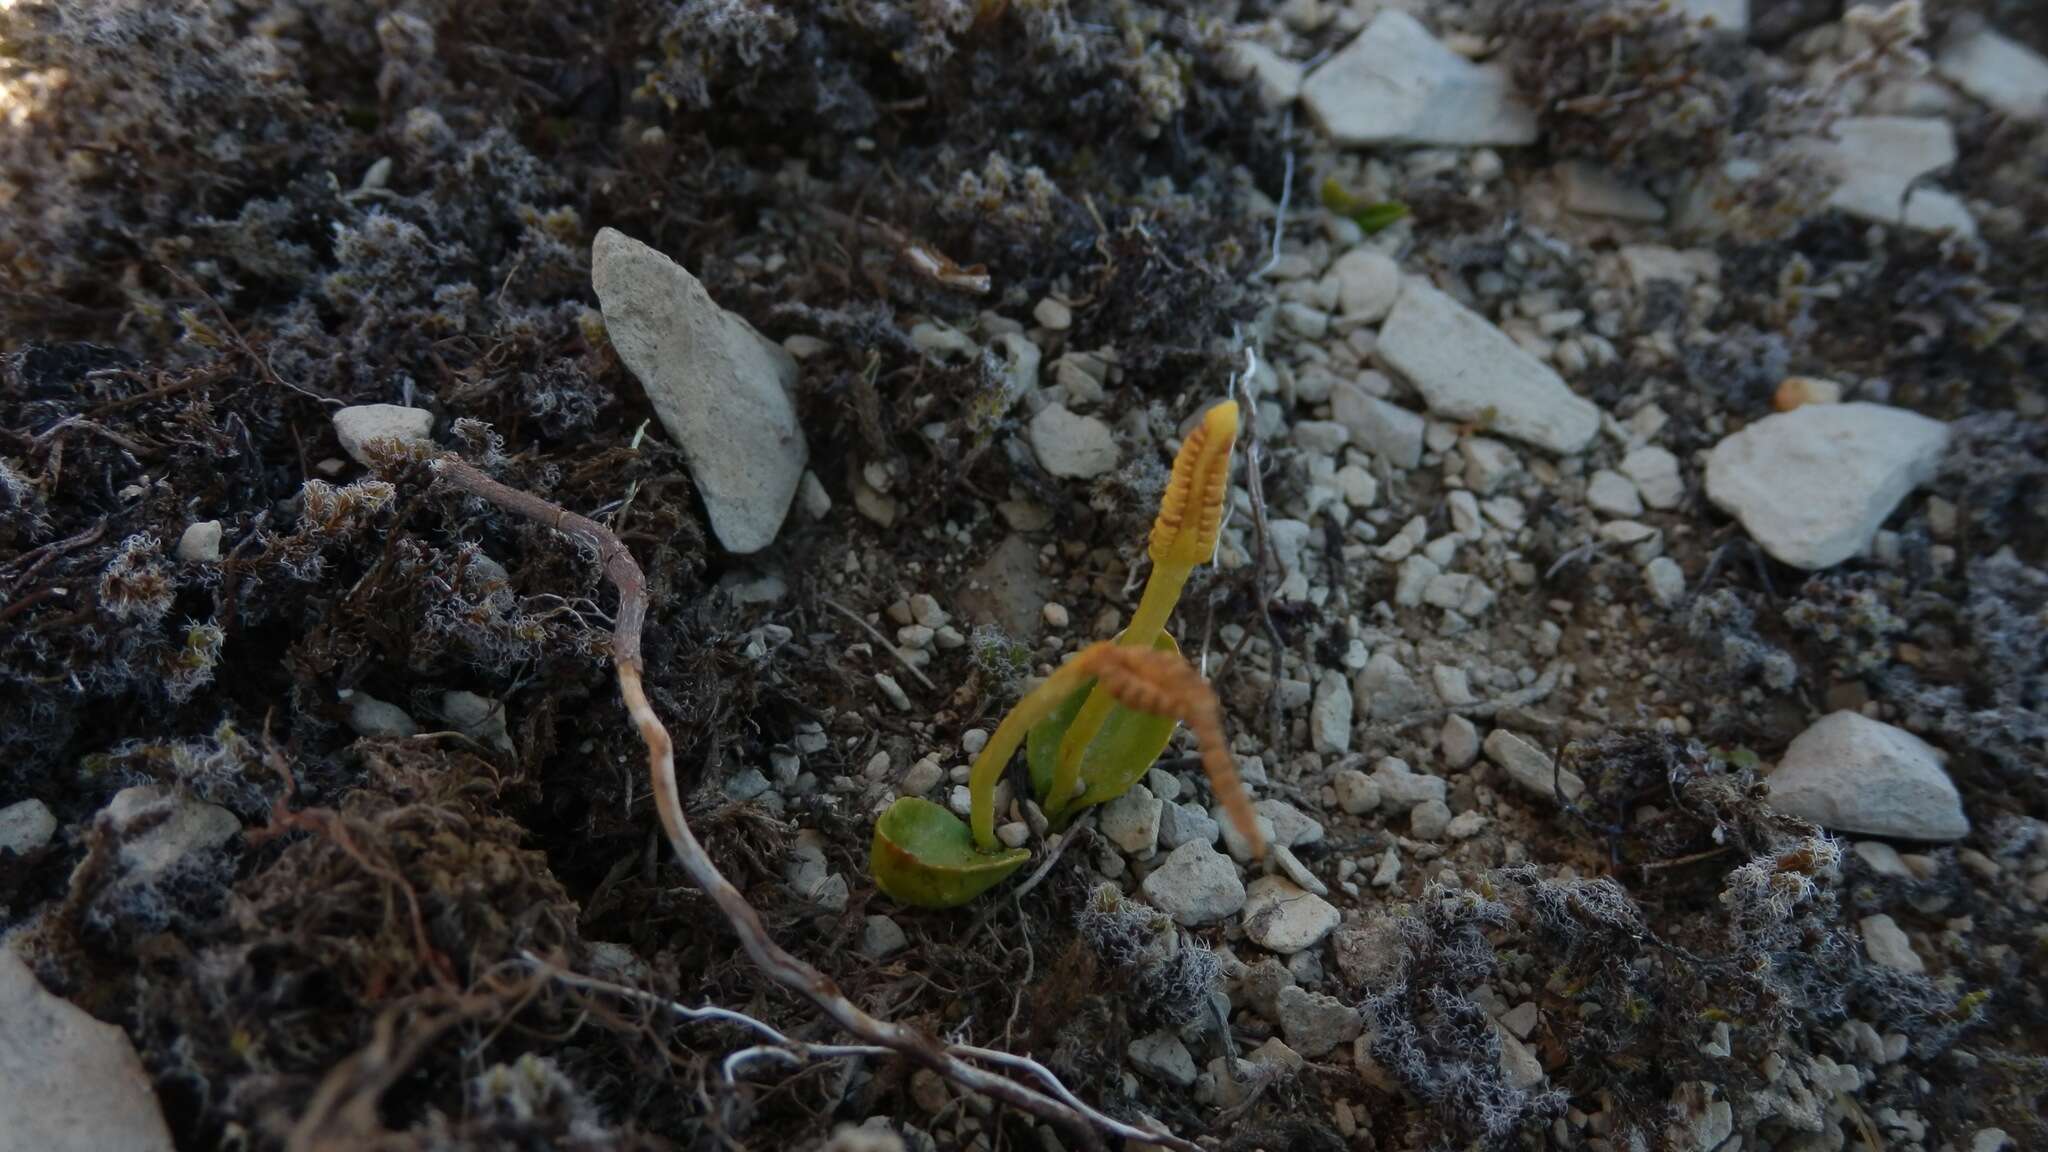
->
1141 839 1246 925
863 915 909 958
593 230 806 552
1275 985 1363 1057
345 696 412 746
1937 27 2048 122
1216 806 1278 863
1485 729 1584 802
1128 1030 1198 1087
1330 248 1402 321
1157 800 1220 849
1500 1001 1540 1040
1620 445 1685 509
1495 1023 1546 1089
1802 118 1976 237
1586 469 1644 518
0 951 176 1152
1271 842 1328 896
1706 402 1949 570
1254 799 1324 848
1860 913 1924 974
1310 671 1353 754
1029 404 1119 479
1445 810 1489 840
1441 715 1481 768
333 403 434 465
0 798 56 856
1301 11 1537 148
1354 650 1433 722
1409 799 1452 840
1226 41 1304 109
724 767 772 803
1331 383 1425 469
175 520 223 563
443 690 514 753
1372 757 1446 813
1767 711 1968 841
1333 769 1380 815
1644 557 1687 608
1101 783 1164 857
1242 876 1341 954
1379 279 1600 455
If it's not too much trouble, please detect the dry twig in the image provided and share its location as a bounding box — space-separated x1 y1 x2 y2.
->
426 452 1194 1152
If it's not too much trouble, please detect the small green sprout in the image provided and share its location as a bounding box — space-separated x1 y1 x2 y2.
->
1319 176 1410 234
870 401 1261 908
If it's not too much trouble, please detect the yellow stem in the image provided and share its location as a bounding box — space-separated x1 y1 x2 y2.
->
1047 562 1190 820
969 649 1105 851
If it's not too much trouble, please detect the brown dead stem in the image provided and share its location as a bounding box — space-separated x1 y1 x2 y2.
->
426 452 1197 1152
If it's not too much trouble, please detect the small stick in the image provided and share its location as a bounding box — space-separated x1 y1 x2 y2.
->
425 452 1194 1152
822 596 938 693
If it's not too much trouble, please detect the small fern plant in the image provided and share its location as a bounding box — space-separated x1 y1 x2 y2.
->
870 401 1264 907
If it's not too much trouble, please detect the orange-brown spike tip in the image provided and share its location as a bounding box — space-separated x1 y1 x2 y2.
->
1149 400 1239 569
1084 646 1264 858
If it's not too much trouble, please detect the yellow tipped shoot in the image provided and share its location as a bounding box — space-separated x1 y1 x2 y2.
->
1052 400 1239 813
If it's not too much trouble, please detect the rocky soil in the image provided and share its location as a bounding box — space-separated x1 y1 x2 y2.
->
2 2 2046 1152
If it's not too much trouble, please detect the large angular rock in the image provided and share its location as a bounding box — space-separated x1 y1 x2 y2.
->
1766 711 1968 841
1378 279 1599 454
1302 11 1538 148
592 228 806 554
0 951 176 1152
1802 118 1976 238
1241 876 1340 954
1705 402 1948 570
1937 27 2048 121
1141 839 1246 925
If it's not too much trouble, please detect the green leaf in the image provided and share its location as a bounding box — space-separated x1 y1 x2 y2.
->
870 797 1030 908
1317 178 1409 235
1352 200 1410 235
1027 632 1181 824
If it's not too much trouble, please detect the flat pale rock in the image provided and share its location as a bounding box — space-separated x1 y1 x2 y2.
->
1938 27 2048 121
1227 41 1304 109
1241 875 1340 954
1028 403 1119 479
333 404 434 465
1379 279 1599 454
1705 402 1948 570
1802 118 1976 238
1301 11 1538 148
592 227 806 554
1331 383 1425 469
1557 162 1666 223
0 950 176 1152
1141 839 1246 926
1766 711 1968 841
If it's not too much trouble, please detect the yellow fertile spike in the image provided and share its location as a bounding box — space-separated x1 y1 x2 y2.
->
1053 399 1241 816
1149 400 1239 569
